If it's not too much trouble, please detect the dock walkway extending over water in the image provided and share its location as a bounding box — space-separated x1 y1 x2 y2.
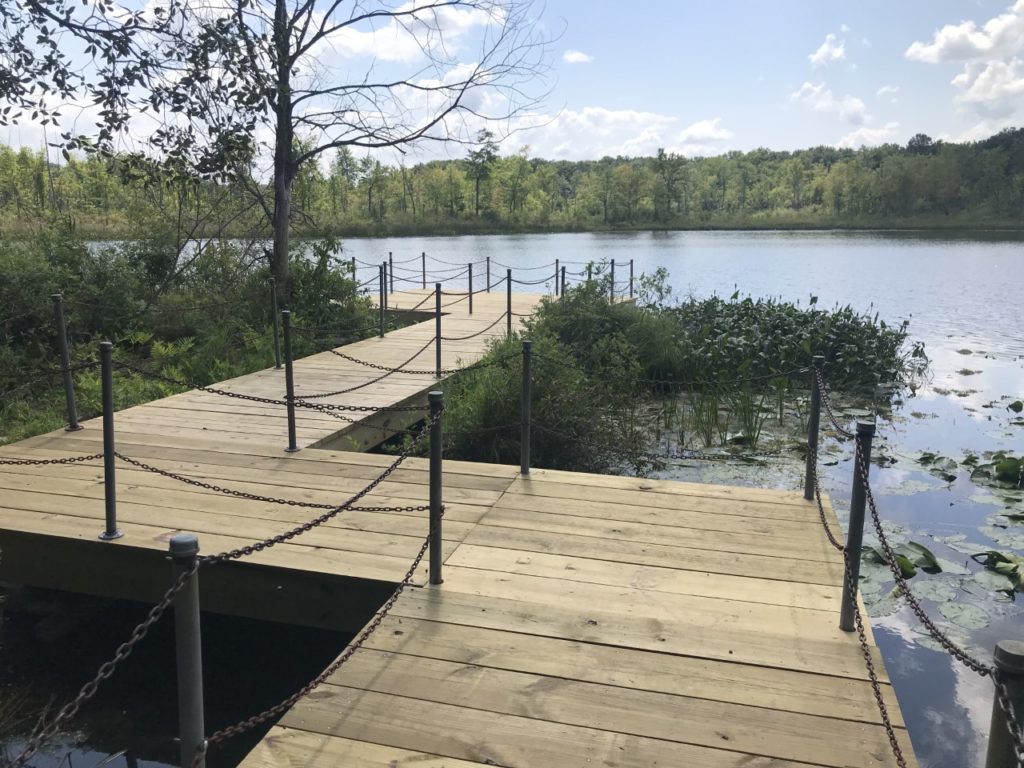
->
0 285 917 768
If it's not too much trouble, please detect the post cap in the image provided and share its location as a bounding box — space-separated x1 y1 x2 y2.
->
428 390 444 403
856 418 877 435
268 276 275 284
994 640 1024 675
51 293 63 301
812 354 825 366
99 340 113 352
169 533 200 558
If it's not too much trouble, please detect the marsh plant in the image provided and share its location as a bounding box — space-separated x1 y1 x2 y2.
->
441 268 927 472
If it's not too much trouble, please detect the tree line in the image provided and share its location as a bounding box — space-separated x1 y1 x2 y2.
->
2 128 1023 238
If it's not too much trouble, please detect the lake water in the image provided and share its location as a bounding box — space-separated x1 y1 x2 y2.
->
342 229 1024 768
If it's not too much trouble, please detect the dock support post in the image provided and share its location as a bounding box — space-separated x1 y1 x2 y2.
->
170 533 205 768
587 263 592 284
52 294 82 431
803 355 825 501
506 269 512 338
282 311 299 453
422 251 427 290
468 263 473 315
429 391 444 585
99 341 122 541
554 258 559 296
839 419 876 632
486 257 491 293
382 261 388 314
435 283 442 379
985 641 1024 768
389 252 394 295
521 340 532 475
350 257 356 280
268 278 281 370
629 259 634 299
610 259 616 302
561 266 566 298
378 264 385 338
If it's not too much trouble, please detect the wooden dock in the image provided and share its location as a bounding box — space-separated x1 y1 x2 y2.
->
0 287 917 768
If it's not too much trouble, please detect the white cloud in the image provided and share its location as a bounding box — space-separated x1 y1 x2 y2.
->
876 84 900 97
562 49 593 64
840 23 851 33
862 38 872 48
837 121 901 148
790 82 867 124
809 33 846 67
906 0 1024 63
951 58 1024 106
498 108 732 160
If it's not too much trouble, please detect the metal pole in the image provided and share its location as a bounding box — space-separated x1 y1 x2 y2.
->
610 259 616 302
561 266 566 298
52 294 81 431
169 533 205 768
422 251 427 290
378 265 385 338
350 257 356 279
99 341 122 541
389 252 394 294
521 340 532 475
435 283 442 379
629 259 634 299
554 258 559 297
428 391 444 585
985 641 1024 768
382 261 388 314
282 311 299 453
269 278 281 369
468 263 474 315
506 268 512 338
486 256 491 292
803 355 825 501
839 419 876 632
587 263 593 283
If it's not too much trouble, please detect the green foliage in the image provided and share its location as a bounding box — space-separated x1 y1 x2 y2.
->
0 227 372 444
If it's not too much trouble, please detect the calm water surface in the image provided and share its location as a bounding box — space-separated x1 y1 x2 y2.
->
343 230 1024 768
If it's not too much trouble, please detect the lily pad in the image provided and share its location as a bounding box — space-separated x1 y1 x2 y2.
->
911 579 958 603
934 557 972 576
942 535 991 556
1009 400 1023 414
973 570 1016 593
866 591 903 619
938 601 990 630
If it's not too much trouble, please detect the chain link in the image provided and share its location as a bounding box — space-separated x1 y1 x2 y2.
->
0 453 104 466
809 441 845 552
194 506 443 765
329 348 514 377
815 367 856 439
842 547 909 768
11 563 198 768
296 336 436 398
201 409 439 566
440 311 509 342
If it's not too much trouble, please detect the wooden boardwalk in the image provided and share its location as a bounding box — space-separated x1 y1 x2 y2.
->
0 287 917 768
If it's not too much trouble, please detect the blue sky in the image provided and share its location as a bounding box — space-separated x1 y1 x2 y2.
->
494 0 1024 159
5 0 1022 163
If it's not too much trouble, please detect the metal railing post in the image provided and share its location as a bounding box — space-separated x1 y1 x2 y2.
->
629 259 634 299
468 263 474 315
282 311 299 453
561 266 566 298
521 340 532 475
610 259 616 302
99 341 122 541
389 252 394 294
378 265 385 338
52 293 81 431
985 641 1024 768
506 269 512 338
382 261 388 314
803 355 825 501
429 391 444 585
486 256 491 292
839 418 876 632
350 257 356 279
169 533 205 768
587 263 593 284
435 283 442 379
268 278 282 370
422 251 427 289
554 258 559 296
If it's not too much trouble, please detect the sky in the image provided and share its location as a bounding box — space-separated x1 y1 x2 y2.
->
4 0 1024 163
491 0 1024 160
